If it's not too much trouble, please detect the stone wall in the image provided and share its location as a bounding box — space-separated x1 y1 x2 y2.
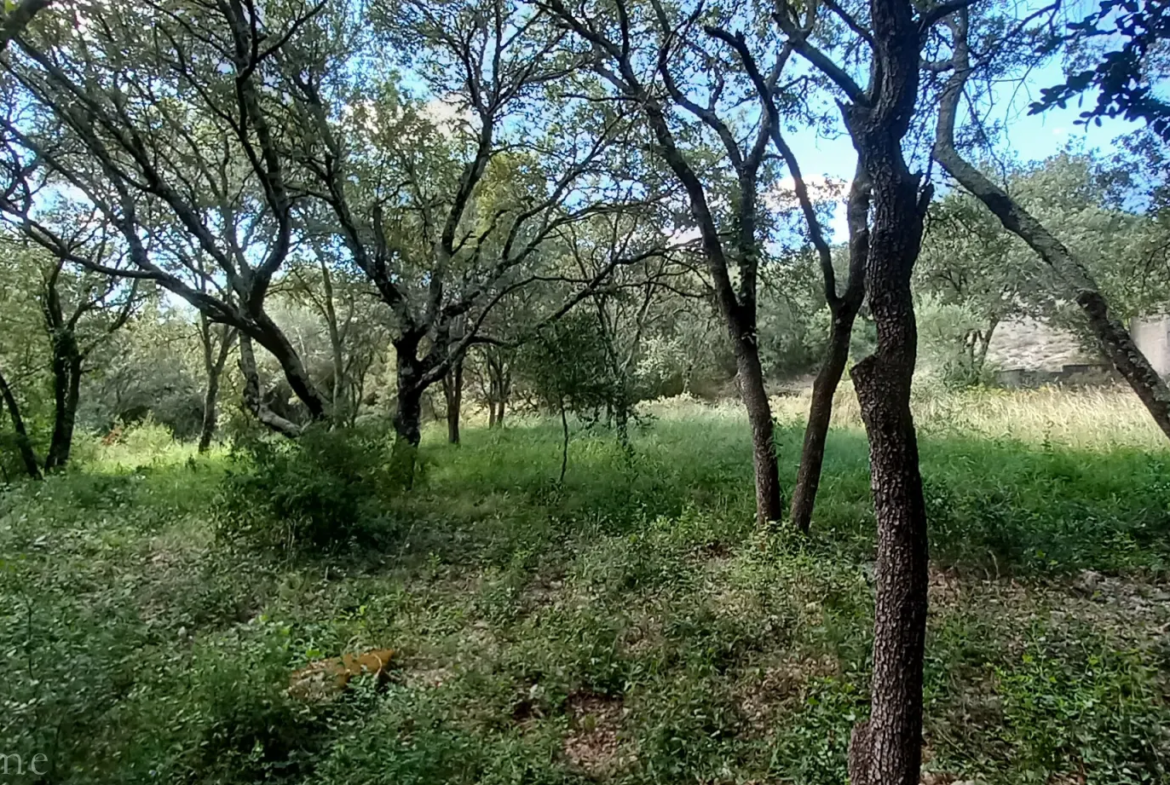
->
1132 315 1170 377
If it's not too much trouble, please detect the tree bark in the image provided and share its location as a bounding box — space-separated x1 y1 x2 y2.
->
393 385 422 447
837 0 931 780
559 398 569 484
198 317 235 453
0 367 42 480
198 369 221 453
849 183 931 785
43 332 81 472
250 311 327 422
391 380 422 489
1 0 52 51
735 342 784 525
790 312 858 531
933 10 1170 440
790 172 871 533
485 351 509 429
238 334 303 437
442 356 463 445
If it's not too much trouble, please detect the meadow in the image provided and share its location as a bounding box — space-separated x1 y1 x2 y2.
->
1 387 1168 784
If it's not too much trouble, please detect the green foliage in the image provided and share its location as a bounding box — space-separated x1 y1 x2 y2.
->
994 631 1167 783
915 295 1000 388
2 393 1169 784
521 314 629 419
213 425 396 553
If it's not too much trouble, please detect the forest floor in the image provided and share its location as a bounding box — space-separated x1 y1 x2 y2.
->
1 387 1169 785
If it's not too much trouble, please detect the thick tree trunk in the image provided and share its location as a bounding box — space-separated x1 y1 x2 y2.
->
0 367 41 480
392 386 422 447
44 336 81 472
735 340 784 525
933 19 1170 440
392 357 423 449
251 312 327 421
442 357 463 445
390 348 424 488
238 334 303 437
848 186 931 785
844 0 931 780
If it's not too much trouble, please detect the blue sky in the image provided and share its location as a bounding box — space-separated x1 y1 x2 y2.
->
781 50 1147 239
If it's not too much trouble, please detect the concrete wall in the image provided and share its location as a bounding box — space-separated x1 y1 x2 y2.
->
1133 315 1170 378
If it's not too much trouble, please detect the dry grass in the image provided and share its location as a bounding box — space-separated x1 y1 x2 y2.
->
769 383 1165 451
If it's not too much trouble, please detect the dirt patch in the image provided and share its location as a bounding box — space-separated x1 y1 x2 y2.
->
563 693 630 777
738 654 840 736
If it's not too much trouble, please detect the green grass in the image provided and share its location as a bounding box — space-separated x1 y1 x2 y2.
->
1 390 1169 784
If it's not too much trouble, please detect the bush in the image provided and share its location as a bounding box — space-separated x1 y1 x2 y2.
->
213 425 395 553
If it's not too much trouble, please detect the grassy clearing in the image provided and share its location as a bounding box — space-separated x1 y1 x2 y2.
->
1 388 1169 784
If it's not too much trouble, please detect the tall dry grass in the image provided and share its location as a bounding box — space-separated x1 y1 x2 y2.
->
651 384 1169 452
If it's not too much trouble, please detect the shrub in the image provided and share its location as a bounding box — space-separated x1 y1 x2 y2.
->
213 425 395 553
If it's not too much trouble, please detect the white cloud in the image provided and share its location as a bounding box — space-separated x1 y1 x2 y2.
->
421 95 475 138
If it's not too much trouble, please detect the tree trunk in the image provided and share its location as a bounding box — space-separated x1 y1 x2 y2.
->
486 353 509 429
390 349 424 488
848 183 931 785
559 398 569 484
791 172 871 533
845 0 931 780
790 312 858 532
933 16 1170 440
198 319 234 453
44 334 81 472
0 367 41 480
498 369 509 427
735 340 784 526
238 334 303 437
442 356 463 445
250 312 327 421
198 370 221 453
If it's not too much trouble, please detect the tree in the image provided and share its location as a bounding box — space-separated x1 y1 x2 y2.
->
916 189 1026 383
1031 0 1170 141
933 5 1170 440
543 0 795 525
279 0 661 474
0 232 142 473
0 364 40 479
787 165 871 531
286 248 388 428
0 0 332 433
518 312 620 483
776 0 963 778
0 0 51 51
197 314 236 452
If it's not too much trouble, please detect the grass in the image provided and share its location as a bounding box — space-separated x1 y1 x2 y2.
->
1 387 1168 784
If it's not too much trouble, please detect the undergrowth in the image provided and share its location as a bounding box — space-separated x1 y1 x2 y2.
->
0 390 1167 784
